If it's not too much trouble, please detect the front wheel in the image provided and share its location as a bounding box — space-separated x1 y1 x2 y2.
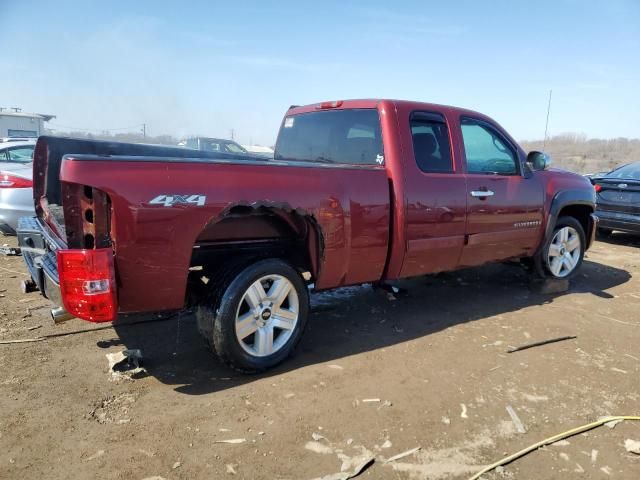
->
537 216 586 279
197 258 309 373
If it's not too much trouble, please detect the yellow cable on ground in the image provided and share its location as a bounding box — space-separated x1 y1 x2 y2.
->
468 415 640 480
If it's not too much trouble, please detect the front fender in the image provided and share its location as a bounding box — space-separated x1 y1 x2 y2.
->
542 189 597 251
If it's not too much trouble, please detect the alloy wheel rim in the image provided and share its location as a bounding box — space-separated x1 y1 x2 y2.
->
546 226 581 278
235 274 299 357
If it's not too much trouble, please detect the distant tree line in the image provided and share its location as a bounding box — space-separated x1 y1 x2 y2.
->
45 129 179 146
520 134 640 174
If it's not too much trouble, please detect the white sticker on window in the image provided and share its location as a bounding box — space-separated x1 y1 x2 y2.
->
376 154 384 165
284 117 294 128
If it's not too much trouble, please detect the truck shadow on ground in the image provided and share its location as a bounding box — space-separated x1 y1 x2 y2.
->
110 258 631 395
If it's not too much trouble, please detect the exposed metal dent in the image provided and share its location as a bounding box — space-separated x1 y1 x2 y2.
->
197 200 325 279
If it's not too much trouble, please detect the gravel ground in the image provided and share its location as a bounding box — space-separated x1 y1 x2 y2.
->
1 234 639 480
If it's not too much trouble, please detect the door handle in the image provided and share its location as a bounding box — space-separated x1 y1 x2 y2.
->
470 190 495 197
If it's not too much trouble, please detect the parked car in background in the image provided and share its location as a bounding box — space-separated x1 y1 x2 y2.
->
590 161 640 236
179 137 271 159
0 140 35 234
18 99 597 373
179 137 249 154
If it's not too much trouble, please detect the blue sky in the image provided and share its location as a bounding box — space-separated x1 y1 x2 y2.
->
2 0 639 145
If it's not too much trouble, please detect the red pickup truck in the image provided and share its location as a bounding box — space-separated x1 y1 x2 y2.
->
18 99 597 372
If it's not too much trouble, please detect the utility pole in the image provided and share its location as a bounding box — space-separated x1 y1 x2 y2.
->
142 123 146 138
543 89 552 152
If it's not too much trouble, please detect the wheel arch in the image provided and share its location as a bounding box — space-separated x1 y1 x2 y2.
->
544 189 596 251
187 202 323 303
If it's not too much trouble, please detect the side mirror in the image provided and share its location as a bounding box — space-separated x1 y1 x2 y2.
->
526 151 551 171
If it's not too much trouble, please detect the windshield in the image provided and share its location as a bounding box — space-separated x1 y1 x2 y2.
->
224 142 247 154
2 145 35 163
605 162 640 180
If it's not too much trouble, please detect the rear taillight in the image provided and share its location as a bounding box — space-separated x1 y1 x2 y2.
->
57 248 117 322
0 172 33 188
594 184 602 192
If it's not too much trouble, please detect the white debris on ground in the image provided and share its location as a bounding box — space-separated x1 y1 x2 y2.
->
624 439 640 454
105 349 145 381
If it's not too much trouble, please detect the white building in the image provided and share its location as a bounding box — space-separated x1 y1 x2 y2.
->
0 109 56 138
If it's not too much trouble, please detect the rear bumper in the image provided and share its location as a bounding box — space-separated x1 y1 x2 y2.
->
595 210 640 235
17 216 72 322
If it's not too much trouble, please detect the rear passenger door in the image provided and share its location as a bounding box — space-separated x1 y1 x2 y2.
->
400 111 467 277
459 117 544 266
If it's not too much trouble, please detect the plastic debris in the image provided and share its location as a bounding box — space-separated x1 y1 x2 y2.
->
215 439 246 444
625 439 640 454
460 404 468 419
305 441 334 455
106 349 145 380
311 455 374 480
0 244 21 256
506 405 526 434
384 447 421 463
600 417 623 429
85 450 105 461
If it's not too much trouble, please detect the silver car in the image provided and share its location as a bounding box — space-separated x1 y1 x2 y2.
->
0 140 35 234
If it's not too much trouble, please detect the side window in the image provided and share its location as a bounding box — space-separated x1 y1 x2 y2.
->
411 114 453 173
461 118 517 175
7 146 34 163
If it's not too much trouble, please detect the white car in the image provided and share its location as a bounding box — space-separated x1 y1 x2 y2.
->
0 139 35 234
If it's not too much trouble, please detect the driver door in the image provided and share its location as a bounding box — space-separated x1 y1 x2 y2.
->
459 117 544 267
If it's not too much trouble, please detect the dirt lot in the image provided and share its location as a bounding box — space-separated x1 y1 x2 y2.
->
1 235 639 480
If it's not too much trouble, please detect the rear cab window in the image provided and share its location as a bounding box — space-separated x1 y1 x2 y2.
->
274 109 384 166
410 112 454 173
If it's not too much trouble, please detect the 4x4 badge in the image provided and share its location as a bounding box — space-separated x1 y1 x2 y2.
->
149 194 206 207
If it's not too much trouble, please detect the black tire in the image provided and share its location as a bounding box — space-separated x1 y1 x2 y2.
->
533 216 586 280
196 258 309 373
597 227 613 238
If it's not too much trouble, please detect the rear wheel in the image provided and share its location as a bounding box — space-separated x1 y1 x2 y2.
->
196 258 309 373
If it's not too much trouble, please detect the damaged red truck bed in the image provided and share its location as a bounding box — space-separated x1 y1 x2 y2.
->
18 99 597 371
